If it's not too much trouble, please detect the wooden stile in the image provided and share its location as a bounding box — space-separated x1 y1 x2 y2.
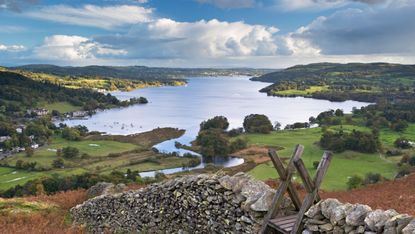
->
259 145 332 234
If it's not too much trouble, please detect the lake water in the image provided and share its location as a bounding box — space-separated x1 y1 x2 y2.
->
62 77 370 176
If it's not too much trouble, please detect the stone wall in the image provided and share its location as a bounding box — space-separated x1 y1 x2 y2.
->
70 172 294 233
303 199 415 234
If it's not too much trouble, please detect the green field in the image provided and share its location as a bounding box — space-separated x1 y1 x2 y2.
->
5 137 138 169
271 85 329 96
245 127 398 191
0 167 46 190
42 102 82 113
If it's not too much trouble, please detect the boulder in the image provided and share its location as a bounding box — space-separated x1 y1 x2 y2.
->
364 209 398 232
402 219 415 234
346 204 372 226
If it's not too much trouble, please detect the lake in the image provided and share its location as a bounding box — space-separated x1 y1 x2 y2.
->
62 77 370 176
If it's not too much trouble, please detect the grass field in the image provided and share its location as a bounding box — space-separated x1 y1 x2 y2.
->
0 128 193 191
5 137 138 169
271 86 329 96
245 127 398 191
42 102 82 113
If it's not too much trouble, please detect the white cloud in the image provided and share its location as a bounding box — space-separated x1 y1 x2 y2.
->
100 18 280 59
196 0 256 8
286 3 415 55
26 4 153 29
279 0 386 11
0 43 25 52
33 35 126 62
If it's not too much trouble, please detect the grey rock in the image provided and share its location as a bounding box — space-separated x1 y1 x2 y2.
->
319 223 334 232
346 204 372 226
385 214 413 233
305 201 322 218
364 209 398 232
402 219 415 234
321 198 342 219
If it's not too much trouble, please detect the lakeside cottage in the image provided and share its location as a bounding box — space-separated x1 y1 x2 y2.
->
27 108 49 116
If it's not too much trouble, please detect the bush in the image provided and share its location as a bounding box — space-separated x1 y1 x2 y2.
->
313 161 320 169
52 158 64 168
61 127 81 141
228 128 243 137
200 116 229 131
243 114 273 134
61 146 79 159
409 156 415 166
363 172 382 185
394 137 412 149
229 138 248 153
347 175 363 190
25 147 34 157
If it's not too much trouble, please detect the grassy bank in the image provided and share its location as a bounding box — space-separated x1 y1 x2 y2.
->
0 128 192 191
244 127 399 191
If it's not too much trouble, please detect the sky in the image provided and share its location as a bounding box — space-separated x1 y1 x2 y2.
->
0 0 414 68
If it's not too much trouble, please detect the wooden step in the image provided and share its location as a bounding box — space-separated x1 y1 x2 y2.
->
267 214 298 234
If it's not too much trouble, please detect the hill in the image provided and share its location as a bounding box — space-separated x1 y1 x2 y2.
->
252 63 415 102
0 71 127 118
10 64 275 80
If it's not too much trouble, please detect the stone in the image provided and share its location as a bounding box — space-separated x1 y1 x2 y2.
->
305 201 322 218
402 219 415 234
385 214 413 233
250 189 274 212
364 209 398 232
346 204 372 226
319 223 334 232
331 203 353 225
321 199 342 218
356 225 365 233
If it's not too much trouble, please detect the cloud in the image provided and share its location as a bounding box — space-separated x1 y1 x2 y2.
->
26 4 153 29
196 0 257 8
0 43 25 52
0 0 38 12
33 35 127 62
279 0 386 11
97 18 280 59
286 3 415 55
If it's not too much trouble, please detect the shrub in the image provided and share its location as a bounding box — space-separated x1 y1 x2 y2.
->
409 156 415 166
394 137 412 149
229 138 248 153
243 114 273 134
61 146 79 159
61 127 81 141
52 158 64 168
25 147 34 157
347 175 363 190
363 172 382 185
228 128 243 137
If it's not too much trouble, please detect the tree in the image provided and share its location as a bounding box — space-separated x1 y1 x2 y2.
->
335 109 344 117
61 127 81 141
62 146 80 159
25 147 34 157
52 158 65 168
274 121 282 130
243 114 273 134
196 129 230 157
391 120 408 132
200 116 229 131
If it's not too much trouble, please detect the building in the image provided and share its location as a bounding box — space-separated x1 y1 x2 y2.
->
0 136 11 143
27 108 49 116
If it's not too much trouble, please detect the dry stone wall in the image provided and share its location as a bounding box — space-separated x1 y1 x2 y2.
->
70 172 294 233
303 198 415 234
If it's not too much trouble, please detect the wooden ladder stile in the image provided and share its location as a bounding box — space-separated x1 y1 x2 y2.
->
260 145 332 234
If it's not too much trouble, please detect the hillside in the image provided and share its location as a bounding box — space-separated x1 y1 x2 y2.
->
252 63 415 102
0 71 123 116
10 65 275 80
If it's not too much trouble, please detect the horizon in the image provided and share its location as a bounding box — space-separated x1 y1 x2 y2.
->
1 0 415 68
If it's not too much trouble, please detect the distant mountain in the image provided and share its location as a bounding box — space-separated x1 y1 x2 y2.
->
10 64 276 80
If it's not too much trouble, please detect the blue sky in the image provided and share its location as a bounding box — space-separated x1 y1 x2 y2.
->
0 0 414 68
